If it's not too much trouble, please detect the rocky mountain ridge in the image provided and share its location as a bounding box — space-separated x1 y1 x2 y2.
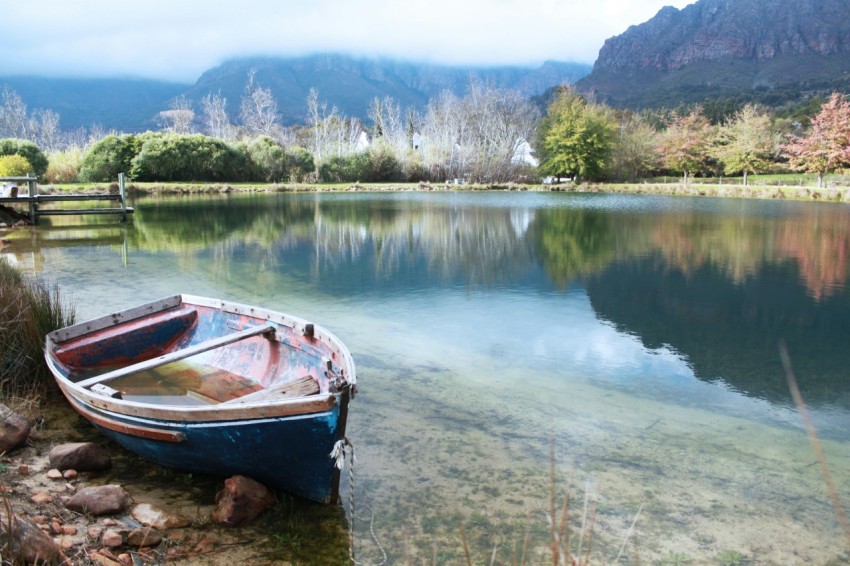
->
577 0 850 108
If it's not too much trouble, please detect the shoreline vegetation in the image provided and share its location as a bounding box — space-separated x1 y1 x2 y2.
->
32 174 850 203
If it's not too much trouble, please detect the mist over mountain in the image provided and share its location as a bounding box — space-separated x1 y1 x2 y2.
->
1 54 590 132
576 0 850 109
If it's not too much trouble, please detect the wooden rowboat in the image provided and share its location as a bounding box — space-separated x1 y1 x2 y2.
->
44 295 356 503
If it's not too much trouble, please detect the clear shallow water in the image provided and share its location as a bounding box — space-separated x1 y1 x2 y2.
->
6 191 850 564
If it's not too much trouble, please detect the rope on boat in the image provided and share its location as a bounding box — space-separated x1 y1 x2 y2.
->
331 438 387 566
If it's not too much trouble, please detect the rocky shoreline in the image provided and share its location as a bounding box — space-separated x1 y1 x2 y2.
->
0 403 280 565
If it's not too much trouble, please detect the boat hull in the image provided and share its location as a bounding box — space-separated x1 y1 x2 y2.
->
45 295 356 504
63 391 344 503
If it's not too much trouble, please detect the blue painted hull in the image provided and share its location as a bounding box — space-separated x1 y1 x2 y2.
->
68 394 342 503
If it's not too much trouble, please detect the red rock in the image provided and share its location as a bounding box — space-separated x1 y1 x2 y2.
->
62 525 77 536
18 464 30 475
127 527 162 547
87 526 104 540
0 404 31 452
101 528 124 548
49 442 111 471
46 468 64 480
31 491 52 504
65 485 132 516
211 475 275 526
63 469 78 480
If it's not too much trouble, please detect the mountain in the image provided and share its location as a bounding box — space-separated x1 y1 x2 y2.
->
576 0 850 109
184 54 591 125
0 55 590 133
0 77 189 132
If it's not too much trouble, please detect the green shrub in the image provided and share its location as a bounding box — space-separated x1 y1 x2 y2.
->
283 146 315 182
0 259 76 399
245 136 286 182
0 154 32 177
130 133 247 182
0 139 48 177
79 134 140 182
318 153 369 183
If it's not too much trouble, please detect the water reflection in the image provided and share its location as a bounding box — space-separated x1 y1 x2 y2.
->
9 193 850 414
5 192 850 562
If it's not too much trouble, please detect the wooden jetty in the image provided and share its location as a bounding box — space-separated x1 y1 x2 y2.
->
0 173 134 225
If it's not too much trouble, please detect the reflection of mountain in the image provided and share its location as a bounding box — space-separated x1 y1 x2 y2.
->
586 256 850 406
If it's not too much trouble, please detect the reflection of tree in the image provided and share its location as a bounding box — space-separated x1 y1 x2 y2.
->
528 207 620 287
587 256 850 407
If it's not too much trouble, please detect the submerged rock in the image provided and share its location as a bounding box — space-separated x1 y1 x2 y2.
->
131 502 192 529
211 475 275 526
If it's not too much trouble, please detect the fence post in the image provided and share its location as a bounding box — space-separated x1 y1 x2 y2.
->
118 173 127 222
27 173 38 225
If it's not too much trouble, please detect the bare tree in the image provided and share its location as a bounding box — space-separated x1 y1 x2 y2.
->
158 95 195 134
29 108 61 152
308 88 363 162
0 86 30 139
240 69 280 137
201 92 235 140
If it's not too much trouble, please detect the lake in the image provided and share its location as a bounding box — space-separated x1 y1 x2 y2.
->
5 190 850 564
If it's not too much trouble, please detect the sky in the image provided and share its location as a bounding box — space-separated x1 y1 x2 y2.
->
1 0 694 83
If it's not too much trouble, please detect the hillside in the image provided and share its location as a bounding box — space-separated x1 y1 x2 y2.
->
576 0 850 109
0 77 189 132
184 54 590 125
0 55 590 132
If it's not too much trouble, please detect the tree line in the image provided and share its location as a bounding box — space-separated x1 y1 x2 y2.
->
1 75 848 186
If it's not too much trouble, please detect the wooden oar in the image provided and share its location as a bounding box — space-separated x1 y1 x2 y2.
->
76 323 276 389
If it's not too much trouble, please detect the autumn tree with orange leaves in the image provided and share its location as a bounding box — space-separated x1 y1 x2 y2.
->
783 93 850 188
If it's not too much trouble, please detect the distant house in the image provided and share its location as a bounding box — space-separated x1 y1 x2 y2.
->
512 139 538 167
355 131 370 152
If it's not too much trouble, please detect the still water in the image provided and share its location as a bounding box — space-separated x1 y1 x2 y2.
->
6 191 850 564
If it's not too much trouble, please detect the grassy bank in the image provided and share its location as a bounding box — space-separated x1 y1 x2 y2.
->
30 171 850 203
0 259 76 401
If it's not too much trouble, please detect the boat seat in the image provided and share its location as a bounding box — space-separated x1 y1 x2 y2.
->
220 375 320 404
55 306 198 369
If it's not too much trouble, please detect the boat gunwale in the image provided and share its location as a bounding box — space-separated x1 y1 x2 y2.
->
45 294 357 421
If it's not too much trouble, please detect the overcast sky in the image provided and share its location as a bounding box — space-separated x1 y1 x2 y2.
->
2 0 693 83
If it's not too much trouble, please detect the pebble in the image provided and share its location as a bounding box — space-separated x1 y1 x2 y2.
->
31 491 52 504
46 468 63 480
63 469 78 480
102 528 124 548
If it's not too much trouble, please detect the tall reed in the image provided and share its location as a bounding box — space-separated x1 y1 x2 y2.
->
0 258 76 399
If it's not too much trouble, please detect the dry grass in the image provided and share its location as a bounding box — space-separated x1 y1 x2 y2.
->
0 258 76 401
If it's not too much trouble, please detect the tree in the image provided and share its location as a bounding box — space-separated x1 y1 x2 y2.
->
609 112 659 181
158 95 195 134
783 93 850 188
714 104 780 185
0 139 49 177
78 134 140 182
240 70 280 138
0 154 32 177
201 92 235 140
536 87 616 182
656 108 714 183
